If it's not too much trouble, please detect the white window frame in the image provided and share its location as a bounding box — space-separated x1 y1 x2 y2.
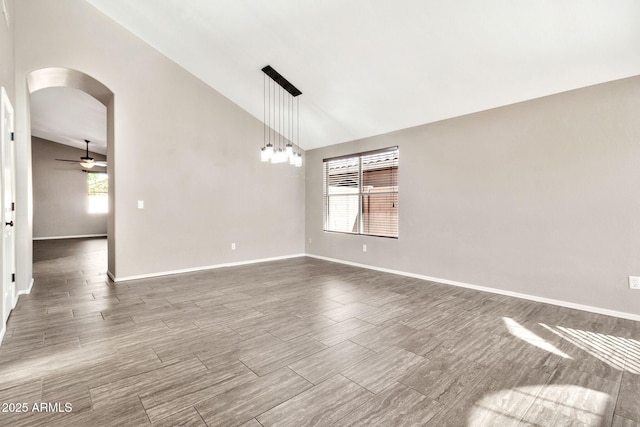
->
323 146 398 238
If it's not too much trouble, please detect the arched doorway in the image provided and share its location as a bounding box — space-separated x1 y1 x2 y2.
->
26 68 116 278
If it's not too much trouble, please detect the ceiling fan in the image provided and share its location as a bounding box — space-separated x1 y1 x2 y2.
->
55 139 107 169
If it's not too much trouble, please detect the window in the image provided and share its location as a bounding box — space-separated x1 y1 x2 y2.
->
323 147 398 237
87 172 108 214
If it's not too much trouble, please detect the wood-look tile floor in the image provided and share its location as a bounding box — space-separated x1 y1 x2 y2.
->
1 237 639 426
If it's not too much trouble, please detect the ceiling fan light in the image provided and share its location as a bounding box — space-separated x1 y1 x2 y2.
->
80 161 94 168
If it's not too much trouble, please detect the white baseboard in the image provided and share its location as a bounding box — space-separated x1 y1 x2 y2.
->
33 234 107 241
306 254 640 322
18 278 34 296
111 253 306 283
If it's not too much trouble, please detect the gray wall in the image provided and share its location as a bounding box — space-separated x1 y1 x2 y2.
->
32 137 107 239
14 0 305 279
306 76 640 317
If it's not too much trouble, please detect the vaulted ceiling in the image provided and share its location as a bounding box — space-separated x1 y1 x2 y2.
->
30 87 107 154
32 1 640 151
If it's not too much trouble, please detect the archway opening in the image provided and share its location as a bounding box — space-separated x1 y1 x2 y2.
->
26 68 115 277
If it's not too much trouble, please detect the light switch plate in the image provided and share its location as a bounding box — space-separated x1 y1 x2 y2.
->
137 200 144 209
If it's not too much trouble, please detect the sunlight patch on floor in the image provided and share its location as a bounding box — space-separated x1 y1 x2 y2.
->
469 385 611 426
502 317 572 358
541 323 639 374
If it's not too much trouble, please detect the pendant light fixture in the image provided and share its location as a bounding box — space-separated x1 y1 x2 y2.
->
260 65 303 167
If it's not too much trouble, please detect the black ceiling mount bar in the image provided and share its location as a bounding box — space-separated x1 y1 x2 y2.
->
262 65 302 97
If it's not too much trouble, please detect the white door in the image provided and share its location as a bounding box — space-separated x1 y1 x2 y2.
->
1 87 16 324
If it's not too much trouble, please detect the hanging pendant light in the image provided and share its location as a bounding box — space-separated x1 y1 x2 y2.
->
261 65 302 168
295 96 302 167
285 91 293 159
261 73 270 162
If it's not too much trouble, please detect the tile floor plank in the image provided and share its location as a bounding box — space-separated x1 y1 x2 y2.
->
350 321 418 352
194 367 312 426
288 340 375 385
239 336 327 376
342 345 425 394
335 382 442 426
257 374 373 427
309 318 376 346
143 359 257 423
149 407 206 427
614 371 640 423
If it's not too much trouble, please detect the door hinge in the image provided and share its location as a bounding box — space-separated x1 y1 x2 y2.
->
10 131 14 141
11 273 15 282
11 202 15 211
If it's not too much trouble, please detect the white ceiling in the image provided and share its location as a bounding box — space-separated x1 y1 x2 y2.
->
40 1 640 151
30 87 107 154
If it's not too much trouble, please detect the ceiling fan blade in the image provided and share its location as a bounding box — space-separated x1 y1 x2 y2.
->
55 159 82 163
55 140 106 168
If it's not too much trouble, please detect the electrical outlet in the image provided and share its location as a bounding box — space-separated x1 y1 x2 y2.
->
231 243 236 250
629 276 640 290
308 237 312 244
362 244 367 253
137 200 144 209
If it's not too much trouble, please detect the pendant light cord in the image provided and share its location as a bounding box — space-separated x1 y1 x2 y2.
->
263 73 266 149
